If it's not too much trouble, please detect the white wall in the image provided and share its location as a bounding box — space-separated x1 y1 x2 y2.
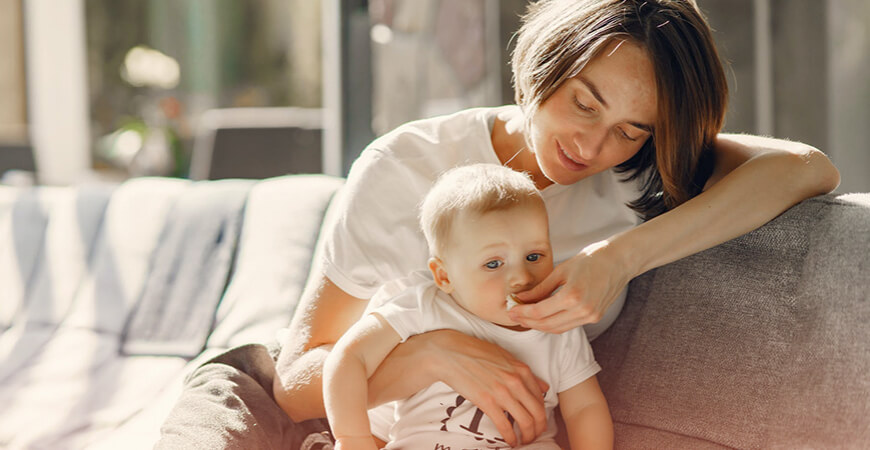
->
829 0 870 193
0 0 26 142
702 0 869 193
24 0 91 185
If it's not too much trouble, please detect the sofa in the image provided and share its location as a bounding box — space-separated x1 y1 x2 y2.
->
0 173 867 449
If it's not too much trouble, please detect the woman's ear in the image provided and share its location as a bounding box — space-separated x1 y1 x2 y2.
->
428 257 453 294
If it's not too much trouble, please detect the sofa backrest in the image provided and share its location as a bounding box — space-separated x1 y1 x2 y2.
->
592 192 870 449
0 174 344 448
206 174 343 349
0 186 111 331
0 175 343 369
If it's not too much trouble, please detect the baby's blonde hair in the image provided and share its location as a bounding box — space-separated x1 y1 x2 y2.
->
420 163 543 257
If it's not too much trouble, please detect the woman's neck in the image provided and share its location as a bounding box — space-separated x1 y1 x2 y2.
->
491 108 552 190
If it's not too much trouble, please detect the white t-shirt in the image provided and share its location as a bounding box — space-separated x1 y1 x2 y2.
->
322 105 643 340
368 272 600 450
320 105 642 441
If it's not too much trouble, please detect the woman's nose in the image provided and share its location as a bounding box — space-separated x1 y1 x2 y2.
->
574 125 607 160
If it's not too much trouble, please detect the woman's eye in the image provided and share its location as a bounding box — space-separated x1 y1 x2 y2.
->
484 260 503 269
618 127 638 142
574 98 593 112
526 253 541 262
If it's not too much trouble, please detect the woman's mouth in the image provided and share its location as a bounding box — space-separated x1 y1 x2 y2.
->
557 142 588 171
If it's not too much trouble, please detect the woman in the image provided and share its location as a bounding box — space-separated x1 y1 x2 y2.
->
274 0 839 446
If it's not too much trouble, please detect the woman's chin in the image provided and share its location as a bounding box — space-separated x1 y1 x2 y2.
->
540 166 581 187
543 155 601 186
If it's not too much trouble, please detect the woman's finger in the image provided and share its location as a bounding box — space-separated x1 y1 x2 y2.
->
514 267 563 303
520 309 582 334
500 396 537 445
521 291 610 333
517 363 548 402
432 331 546 443
509 288 571 324
503 398 534 445
536 377 550 395
485 356 547 444
475 395 519 447
517 381 549 441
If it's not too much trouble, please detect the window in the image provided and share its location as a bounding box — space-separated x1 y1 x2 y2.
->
85 0 322 177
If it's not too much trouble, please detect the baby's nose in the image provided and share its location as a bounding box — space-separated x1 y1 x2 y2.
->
509 267 534 290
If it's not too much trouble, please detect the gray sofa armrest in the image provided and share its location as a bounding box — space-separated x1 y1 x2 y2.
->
592 193 870 449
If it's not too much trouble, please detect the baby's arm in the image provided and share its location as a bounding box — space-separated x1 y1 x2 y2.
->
558 375 614 450
323 313 402 449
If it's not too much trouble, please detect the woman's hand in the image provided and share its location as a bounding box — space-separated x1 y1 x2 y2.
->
509 240 634 334
417 329 550 447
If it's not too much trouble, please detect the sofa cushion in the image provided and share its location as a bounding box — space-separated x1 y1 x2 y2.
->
206 174 344 349
0 175 344 449
90 175 343 449
0 186 113 382
592 193 870 449
122 179 254 358
0 327 188 448
0 178 191 448
62 177 191 334
0 187 51 331
82 348 227 449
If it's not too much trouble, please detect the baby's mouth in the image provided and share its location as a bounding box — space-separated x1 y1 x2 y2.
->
506 293 525 311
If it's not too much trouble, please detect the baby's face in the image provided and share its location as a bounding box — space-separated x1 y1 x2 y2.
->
438 202 553 329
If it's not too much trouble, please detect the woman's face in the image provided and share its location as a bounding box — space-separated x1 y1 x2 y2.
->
528 40 658 187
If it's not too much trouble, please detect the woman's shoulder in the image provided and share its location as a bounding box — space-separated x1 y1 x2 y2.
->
365 106 512 165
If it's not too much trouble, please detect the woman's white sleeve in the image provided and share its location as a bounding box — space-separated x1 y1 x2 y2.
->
320 149 433 300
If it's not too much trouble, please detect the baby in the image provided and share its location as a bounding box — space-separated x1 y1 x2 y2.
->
323 163 613 449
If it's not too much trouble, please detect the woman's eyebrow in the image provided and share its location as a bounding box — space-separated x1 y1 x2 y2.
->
578 76 608 108
628 121 654 134
578 75 654 134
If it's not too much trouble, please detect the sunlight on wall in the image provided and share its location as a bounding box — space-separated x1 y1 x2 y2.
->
24 0 90 185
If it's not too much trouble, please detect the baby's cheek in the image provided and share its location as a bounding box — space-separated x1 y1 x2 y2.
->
533 264 554 284
482 277 506 297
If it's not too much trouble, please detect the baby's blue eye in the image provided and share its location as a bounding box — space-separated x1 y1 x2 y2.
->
526 253 541 262
485 260 503 269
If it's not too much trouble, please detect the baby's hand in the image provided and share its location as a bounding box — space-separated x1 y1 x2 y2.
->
334 435 379 450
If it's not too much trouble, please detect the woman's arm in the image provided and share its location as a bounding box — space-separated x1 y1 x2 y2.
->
324 314 402 450
558 376 613 450
623 134 839 274
273 275 550 445
273 276 423 422
511 134 840 332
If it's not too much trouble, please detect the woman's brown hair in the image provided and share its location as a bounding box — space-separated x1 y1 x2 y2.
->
512 0 728 220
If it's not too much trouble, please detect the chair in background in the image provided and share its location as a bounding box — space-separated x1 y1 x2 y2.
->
190 107 323 181
0 144 36 185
